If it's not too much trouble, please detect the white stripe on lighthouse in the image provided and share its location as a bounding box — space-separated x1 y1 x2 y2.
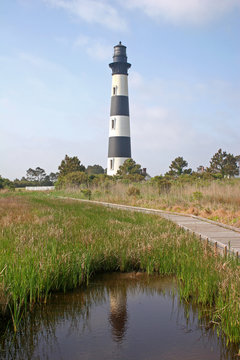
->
112 75 128 96
107 157 129 176
109 116 130 137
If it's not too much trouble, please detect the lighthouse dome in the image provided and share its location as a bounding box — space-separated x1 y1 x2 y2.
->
113 41 127 63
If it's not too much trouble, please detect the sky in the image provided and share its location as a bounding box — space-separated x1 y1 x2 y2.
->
0 0 240 179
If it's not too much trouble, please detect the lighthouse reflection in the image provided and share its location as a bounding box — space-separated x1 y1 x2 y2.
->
1 273 237 360
109 286 128 343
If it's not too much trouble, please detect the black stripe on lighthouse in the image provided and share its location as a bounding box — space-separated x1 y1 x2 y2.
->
110 96 129 116
109 62 131 75
108 136 131 158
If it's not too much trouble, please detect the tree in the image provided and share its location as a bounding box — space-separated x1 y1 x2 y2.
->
86 165 104 175
0 175 4 189
235 155 240 173
49 172 59 183
35 167 46 182
117 158 141 176
0 175 13 189
26 168 37 182
166 157 192 177
236 155 240 163
13 177 31 188
26 167 46 183
208 149 239 178
58 155 85 177
56 171 88 188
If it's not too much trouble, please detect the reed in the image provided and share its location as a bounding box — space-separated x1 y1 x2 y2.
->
0 193 239 345
55 178 240 227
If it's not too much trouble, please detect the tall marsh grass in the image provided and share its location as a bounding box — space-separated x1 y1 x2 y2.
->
56 178 240 227
0 193 239 345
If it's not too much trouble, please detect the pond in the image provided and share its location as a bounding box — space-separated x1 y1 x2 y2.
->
0 273 238 359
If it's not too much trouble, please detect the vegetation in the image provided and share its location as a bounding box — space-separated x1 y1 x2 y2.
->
86 164 104 175
58 155 85 177
0 193 239 346
1 149 240 227
208 148 239 178
1 148 239 190
26 167 47 183
49 149 240 227
56 171 88 188
152 175 172 194
56 176 240 228
10 168 58 188
166 156 192 176
126 185 141 197
0 176 14 190
117 158 141 176
26 167 58 184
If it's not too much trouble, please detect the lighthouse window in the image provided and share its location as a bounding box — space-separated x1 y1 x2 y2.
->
110 159 114 170
111 118 116 129
113 86 117 95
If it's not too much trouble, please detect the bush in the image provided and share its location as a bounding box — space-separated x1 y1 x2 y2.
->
0 176 14 189
151 176 171 194
55 171 88 188
81 189 92 200
191 191 203 202
127 186 140 197
158 179 171 194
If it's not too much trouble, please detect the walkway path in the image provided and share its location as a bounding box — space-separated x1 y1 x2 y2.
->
58 197 240 257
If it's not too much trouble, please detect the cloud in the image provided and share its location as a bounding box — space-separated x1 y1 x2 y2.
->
128 71 240 175
43 0 127 31
74 35 112 61
131 100 240 176
120 0 240 25
131 102 197 156
130 105 204 175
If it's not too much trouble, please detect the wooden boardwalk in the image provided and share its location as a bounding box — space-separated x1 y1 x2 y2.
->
160 213 240 256
58 197 240 257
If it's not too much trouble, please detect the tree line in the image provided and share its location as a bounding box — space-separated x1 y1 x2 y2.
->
0 148 239 190
165 149 239 179
0 157 105 189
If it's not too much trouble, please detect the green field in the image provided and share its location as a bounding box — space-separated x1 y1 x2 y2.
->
0 192 239 344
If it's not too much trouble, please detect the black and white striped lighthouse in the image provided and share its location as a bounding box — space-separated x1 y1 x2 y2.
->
107 42 131 175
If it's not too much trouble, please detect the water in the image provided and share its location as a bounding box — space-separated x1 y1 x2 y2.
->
0 273 238 359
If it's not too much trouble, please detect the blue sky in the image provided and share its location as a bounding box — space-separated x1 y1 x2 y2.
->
0 0 240 179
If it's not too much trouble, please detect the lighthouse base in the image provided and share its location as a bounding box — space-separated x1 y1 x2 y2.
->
107 157 129 176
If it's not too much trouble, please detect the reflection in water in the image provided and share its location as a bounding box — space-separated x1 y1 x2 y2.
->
109 285 128 342
0 273 239 360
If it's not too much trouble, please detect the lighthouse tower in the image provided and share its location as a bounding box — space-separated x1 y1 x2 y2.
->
107 42 131 175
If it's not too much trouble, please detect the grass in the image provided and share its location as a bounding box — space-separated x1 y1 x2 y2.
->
54 178 240 228
0 192 239 346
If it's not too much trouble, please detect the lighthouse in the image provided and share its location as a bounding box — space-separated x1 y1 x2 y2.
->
107 42 131 176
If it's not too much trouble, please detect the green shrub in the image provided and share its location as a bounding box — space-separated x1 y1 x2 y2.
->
81 189 92 200
55 171 88 188
191 191 203 202
127 186 140 196
151 176 171 194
